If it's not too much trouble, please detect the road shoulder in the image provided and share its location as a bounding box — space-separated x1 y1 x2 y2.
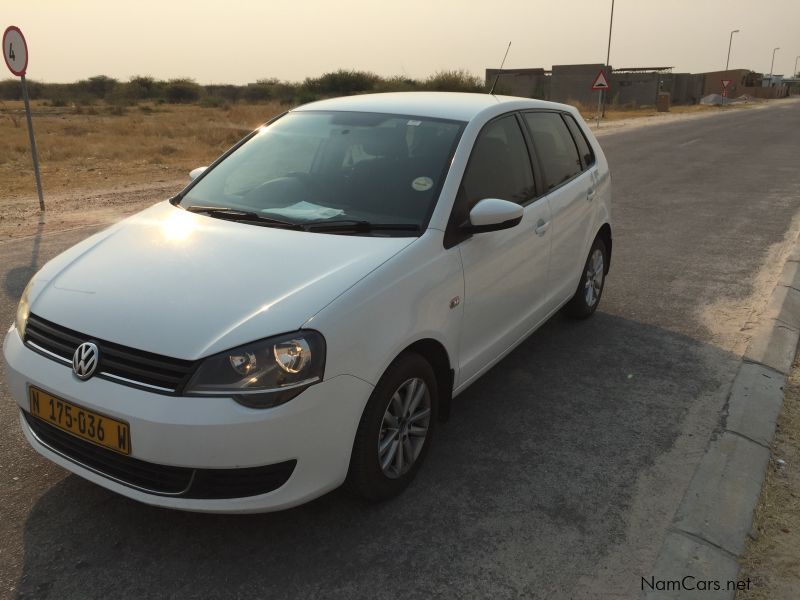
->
646 236 800 599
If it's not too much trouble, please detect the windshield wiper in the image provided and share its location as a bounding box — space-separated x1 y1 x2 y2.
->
185 206 303 229
302 219 420 234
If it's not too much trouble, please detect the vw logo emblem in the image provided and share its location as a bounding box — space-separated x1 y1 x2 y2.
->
72 342 99 380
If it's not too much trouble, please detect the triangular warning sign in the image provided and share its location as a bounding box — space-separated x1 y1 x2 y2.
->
591 69 610 90
721 79 732 89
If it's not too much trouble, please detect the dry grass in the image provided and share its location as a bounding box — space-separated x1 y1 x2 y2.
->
0 97 764 239
570 100 750 122
738 357 800 599
1 98 758 202
0 101 285 200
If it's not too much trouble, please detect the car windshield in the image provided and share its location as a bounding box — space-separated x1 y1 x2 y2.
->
180 110 465 234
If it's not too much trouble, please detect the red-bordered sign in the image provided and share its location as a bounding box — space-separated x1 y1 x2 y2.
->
3 25 28 77
721 79 732 89
591 69 610 90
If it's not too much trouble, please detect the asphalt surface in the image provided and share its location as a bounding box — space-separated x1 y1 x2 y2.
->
1 101 800 599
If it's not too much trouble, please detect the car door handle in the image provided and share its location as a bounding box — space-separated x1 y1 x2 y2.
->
587 188 597 201
534 220 550 236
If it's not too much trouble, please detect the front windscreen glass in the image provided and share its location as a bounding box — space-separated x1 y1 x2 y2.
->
180 111 465 233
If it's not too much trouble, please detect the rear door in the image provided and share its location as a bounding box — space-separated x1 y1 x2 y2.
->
521 111 596 308
447 114 552 388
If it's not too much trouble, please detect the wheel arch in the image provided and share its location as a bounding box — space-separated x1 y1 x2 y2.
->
597 223 612 274
397 338 454 423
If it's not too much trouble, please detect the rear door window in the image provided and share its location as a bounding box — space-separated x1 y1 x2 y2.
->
522 112 583 191
563 114 595 168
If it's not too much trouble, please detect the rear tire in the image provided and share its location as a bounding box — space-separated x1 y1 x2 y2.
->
347 353 438 501
564 237 607 319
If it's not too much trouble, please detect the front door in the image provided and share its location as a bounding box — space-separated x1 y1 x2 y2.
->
447 114 552 388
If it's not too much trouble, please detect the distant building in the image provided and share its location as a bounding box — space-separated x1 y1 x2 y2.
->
485 64 789 106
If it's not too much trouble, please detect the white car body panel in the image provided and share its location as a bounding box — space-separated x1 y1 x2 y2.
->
456 196 552 385
27 202 415 359
3 92 611 512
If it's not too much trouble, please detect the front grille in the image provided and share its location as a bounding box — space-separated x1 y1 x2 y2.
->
24 412 297 499
25 313 198 395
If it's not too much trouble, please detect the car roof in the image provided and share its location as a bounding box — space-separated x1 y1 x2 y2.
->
292 92 574 123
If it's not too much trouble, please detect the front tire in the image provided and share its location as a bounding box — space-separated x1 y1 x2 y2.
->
347 353 438 501
564 237 607 319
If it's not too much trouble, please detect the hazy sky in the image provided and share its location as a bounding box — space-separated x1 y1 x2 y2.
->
4 0 799 84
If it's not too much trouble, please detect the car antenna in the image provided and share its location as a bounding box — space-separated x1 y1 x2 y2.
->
489 41 512 95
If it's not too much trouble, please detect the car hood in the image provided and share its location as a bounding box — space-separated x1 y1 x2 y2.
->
29 202 416 359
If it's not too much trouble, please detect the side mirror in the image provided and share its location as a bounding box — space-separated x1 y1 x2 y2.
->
189 166 208 181
461 198 523 234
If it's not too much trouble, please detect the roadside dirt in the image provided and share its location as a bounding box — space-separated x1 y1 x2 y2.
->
699 208 800 356
738 357 800 599
0 179 184 241
2 97 796 243
592 96 800 137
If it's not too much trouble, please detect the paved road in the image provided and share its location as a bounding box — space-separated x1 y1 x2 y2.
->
1 101 799 599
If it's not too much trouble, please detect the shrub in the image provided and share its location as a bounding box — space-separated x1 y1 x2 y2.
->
303 70 379 95
165 78 201 103
78 75 118 100
199 95 229 108
423 69 484 92
374 76 420 93
126 76 160 101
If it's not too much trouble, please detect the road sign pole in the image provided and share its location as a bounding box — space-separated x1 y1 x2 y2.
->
20 75 45 212
596 90 602 128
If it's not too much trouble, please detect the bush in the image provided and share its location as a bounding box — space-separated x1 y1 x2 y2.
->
77 75 118 100
198 95 229 109
204 84 240 103
423 69 484 92
303 70 379 95
0 79 21 100
374 76 420 93
165 78 201 103
126 76 161 101
242 82 273 102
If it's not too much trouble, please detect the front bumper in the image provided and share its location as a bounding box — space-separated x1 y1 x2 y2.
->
3 327 374 513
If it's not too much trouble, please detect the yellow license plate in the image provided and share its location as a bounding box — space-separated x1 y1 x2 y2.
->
28 386 131 455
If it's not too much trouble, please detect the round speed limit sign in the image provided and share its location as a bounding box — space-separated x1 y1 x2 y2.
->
3 26 28 77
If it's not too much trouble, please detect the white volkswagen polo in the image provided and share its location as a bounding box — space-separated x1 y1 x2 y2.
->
3 92 611 513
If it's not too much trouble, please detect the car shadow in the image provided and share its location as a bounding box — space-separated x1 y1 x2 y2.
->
3 217 45 303
14 312 739 600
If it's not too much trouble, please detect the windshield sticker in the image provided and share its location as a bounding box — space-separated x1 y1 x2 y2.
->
411 177 434 192
407 120 422 126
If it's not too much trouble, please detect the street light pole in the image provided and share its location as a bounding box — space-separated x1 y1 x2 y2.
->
795 55 800 78
725 29 739 71
600 0 614 119
723 29 739 106
769 47 780 83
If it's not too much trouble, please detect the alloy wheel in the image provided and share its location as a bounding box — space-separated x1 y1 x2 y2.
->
378 377 431 479
584 248 604 307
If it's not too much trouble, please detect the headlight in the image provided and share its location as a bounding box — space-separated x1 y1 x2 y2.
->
15 281 32 339
184 331 326 408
